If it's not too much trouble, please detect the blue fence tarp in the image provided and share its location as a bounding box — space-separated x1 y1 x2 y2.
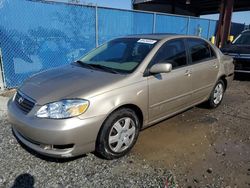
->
155 14 188 34
0 0 243 88
0 0 96 87
98 8 154 45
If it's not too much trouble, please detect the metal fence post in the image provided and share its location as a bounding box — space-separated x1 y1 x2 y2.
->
153 13 156 33
186 16 190 35
95 4 99 47
207 20 211 39
0 48 5 91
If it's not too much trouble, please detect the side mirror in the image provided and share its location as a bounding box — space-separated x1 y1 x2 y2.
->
149 63 172 74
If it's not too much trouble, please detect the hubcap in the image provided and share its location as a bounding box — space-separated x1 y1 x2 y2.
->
213 83 224 105
108 117 136 153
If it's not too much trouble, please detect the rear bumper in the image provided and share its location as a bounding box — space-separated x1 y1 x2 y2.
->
8 98 106 158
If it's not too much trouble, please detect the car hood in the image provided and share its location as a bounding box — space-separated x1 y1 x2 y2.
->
221 44 250 54
19 64 126 105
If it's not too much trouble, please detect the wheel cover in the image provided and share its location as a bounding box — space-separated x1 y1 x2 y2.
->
213 83 224 105
108 117 136 153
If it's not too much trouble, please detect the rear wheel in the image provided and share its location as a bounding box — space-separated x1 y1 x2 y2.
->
207 80 225 108
95 108 140 159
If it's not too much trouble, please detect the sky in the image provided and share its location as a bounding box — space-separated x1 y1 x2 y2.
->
201 11 250 25
62 0 250 25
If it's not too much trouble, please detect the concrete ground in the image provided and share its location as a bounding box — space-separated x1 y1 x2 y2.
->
0 96 8 117
0 74 249 187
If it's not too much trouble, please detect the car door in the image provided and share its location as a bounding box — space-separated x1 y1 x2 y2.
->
147 39 194 123
186 38 219 103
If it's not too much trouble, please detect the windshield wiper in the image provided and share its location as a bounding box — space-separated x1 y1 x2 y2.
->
75 60 95 69
89 64 119 74
75 61 119 74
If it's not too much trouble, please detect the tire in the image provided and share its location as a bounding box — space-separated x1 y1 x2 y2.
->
95 108 140 160
207 79 225 108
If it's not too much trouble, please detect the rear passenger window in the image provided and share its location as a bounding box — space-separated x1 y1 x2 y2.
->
188 39 215 63
151 39 187 69
210 47 217 58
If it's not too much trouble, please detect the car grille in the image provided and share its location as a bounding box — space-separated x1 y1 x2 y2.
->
15 91 35 114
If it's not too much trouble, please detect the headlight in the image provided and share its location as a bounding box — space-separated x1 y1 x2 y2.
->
36 99 89 119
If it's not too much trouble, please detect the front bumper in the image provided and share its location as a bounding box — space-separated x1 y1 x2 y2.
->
8 98 106 158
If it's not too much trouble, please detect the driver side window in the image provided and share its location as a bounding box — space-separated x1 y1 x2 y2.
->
151 39 187 69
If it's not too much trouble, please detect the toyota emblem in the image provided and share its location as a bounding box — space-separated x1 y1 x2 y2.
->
18 97 24 104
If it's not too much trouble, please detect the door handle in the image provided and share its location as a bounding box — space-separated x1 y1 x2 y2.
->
184 70 192 76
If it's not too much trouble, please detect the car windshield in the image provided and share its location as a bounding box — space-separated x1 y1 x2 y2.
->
79 38 158 74
232 33 250 45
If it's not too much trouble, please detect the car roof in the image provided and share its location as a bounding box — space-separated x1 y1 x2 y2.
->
124 33 179 40
122 33 202 40
242 30 250 34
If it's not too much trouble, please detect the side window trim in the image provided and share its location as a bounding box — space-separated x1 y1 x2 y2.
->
184 38 192 66
209 45 218 59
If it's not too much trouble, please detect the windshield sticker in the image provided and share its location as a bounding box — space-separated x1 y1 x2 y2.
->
137 39 157 44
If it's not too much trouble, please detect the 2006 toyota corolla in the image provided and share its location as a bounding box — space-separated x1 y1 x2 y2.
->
8 34 234 159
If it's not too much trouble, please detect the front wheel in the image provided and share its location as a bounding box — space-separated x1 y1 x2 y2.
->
207 80 225 108
95 108 140 160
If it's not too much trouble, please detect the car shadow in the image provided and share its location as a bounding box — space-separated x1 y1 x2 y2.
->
13 130 87 163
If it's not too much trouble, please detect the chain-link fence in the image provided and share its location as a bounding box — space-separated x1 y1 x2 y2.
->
0 0 234 88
